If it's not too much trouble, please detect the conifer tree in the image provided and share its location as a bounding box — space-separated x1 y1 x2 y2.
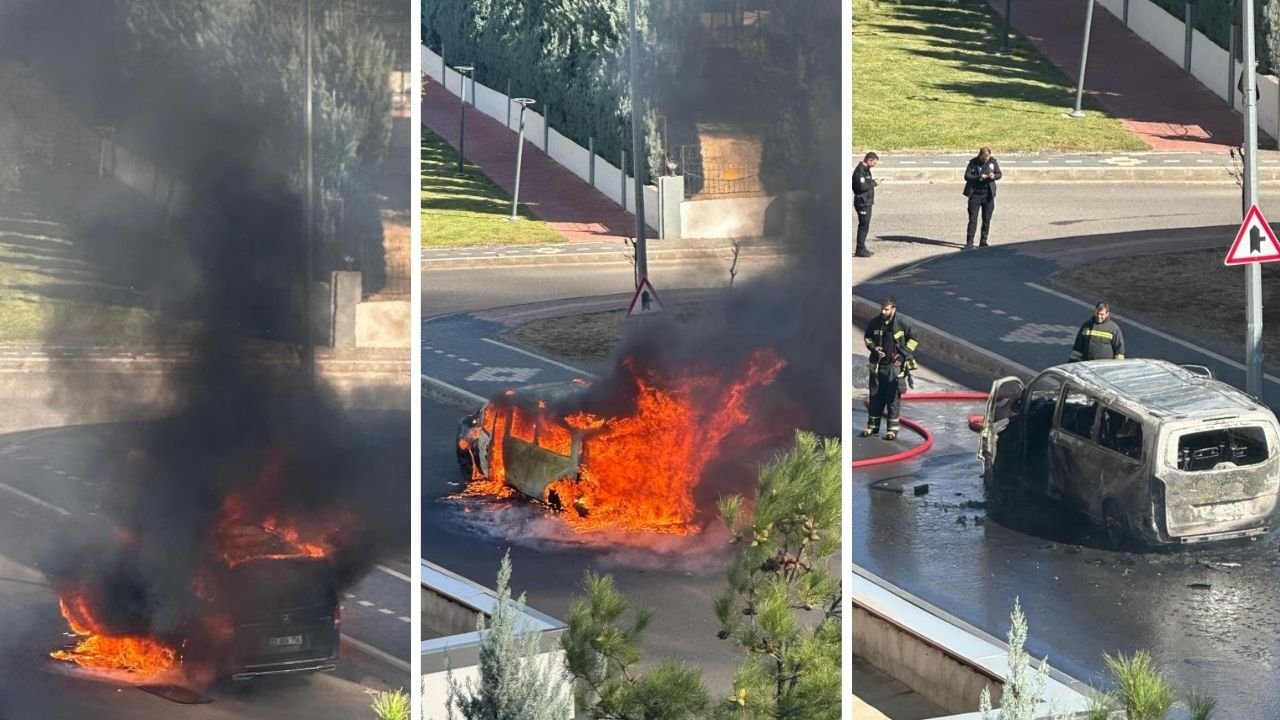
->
714 431 841 720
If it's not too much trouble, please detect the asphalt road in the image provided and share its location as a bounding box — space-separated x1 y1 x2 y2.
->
0 414 410 719
853 355 1280 719
856 181 1280 278
421 395 748 693
423 255 783 317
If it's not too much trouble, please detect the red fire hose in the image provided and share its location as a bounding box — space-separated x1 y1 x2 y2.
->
853 391 989 469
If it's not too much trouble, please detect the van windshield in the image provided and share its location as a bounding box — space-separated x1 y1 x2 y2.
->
223 559 337 612
1176 426 1270 471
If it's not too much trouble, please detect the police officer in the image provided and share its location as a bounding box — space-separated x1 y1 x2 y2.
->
854 151 879 258
962 147 1002 249
1069 301 1126 362
860 297 919 441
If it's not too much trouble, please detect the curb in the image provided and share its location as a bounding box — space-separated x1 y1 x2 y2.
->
421 373 485 408
852 294 1034 385
423 246 787 270
875 166 1279 184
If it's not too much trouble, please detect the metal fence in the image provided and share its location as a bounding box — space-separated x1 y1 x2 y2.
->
677 151 765 198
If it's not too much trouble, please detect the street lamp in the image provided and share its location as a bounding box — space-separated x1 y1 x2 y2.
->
999 0 1012 54
304 0 315 382
1069 0 1097 118
627 0 648 285
454 65 474 174
510 98 536 221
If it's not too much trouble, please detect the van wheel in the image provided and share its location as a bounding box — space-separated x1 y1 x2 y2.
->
1102 499 1130 547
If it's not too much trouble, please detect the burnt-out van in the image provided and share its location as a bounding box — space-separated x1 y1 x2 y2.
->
979 359 1280 546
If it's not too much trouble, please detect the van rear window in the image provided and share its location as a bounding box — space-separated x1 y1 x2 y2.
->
1176 426 1270 471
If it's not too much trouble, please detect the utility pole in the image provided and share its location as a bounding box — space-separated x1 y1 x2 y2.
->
1242 0 1263 397
628 0 648 287
304 0 316 384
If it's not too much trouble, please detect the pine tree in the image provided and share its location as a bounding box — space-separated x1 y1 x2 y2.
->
714 431 841 720
446 551 572 720
562 571 709 720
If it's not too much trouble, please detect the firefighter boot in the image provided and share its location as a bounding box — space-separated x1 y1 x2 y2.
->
859 418 880 438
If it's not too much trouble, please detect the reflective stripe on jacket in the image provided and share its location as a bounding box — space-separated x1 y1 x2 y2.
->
1070 318 1126 361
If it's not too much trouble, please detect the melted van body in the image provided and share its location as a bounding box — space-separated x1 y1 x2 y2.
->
979 359 1280 546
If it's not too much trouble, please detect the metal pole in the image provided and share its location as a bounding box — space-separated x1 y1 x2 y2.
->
628 0 648 286
589 136 595 186
999 0 1012 53
1070 0 1096 118
1184 1 1193 73
1243 0 1263 396
304 0 315 382
511 99 534 220
1229 25 1237 108
455 66 473 173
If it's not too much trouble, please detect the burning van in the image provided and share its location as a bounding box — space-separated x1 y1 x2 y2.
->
979 359 1280 546
456 350 785 534
456 381 590 515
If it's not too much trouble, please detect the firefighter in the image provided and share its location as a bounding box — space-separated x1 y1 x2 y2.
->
1069 300 1126 362
861 297 919 441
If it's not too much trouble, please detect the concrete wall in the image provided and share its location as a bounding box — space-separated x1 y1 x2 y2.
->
854 605 1002 715
422 649 571 720
1100 0 1280 140
681 195 776 239
356 299 411 348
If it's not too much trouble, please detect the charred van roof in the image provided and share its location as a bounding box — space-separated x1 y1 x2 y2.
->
1051 359 1264 418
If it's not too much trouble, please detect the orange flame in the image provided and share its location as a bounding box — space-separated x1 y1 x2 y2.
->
50 596 177 677
467 349 784 534
216 495 331 567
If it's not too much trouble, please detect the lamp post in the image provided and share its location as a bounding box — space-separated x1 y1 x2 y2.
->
304 0 315 382
510 98 536 221
999 0 1013 53
1069 0 1097 118
628 0 648 286
1241 0 1263 396
454 65 474 174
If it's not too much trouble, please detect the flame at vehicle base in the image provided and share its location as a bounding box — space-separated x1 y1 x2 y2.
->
50 596 178 679
464 349 785 535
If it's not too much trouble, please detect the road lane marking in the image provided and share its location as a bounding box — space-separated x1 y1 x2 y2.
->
377 564 412 583
357 600 375 607
378 608 395 615
480 338 595 377
0 482 70 517
398 616 411 623
1026 282 1280 388
342 634 410 672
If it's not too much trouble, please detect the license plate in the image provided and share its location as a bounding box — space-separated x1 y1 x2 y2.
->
268 635 304 648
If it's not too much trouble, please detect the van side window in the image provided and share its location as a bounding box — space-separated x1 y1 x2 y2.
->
1099 409 1143 460
1059 387 1098 440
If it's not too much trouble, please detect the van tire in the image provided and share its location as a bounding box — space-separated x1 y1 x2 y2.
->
1102 499 1130 547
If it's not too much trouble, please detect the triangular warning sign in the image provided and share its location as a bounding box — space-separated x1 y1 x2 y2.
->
1225 204 1280 265
626 276 663 317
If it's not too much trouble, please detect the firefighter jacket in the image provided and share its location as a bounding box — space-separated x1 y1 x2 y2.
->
1070 317 1126 361
864 313 919 377
854 162 877 209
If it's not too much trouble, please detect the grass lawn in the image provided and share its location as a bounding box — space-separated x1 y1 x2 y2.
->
501 304 705 365
0 207 192 345
853 0 1147 152
1054 250 1280 371
421 128 562 248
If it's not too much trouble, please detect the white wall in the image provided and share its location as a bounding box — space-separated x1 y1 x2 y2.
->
680 196 775 239
423 44 658 228
1101 0 1280 140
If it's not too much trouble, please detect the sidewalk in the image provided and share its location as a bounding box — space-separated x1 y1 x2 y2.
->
421 235 787 269
423 79 646 243
872 149 1280 183
988 0 1270 152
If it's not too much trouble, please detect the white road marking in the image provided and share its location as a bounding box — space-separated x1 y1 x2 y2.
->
480 338 596 378
422 374 486 404
342 634 410 672
399 616 411 623
376 564 412 583
0 482 70 517
1026 282 1280 387
357 600 375 607
378 608 395 615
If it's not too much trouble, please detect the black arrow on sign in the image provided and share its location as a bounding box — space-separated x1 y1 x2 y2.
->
1251 225 1263 254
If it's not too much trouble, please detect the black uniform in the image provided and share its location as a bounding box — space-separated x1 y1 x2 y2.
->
963 155 1002 247
854 162 878 255
862 313 919 438
1069 317 1126 361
